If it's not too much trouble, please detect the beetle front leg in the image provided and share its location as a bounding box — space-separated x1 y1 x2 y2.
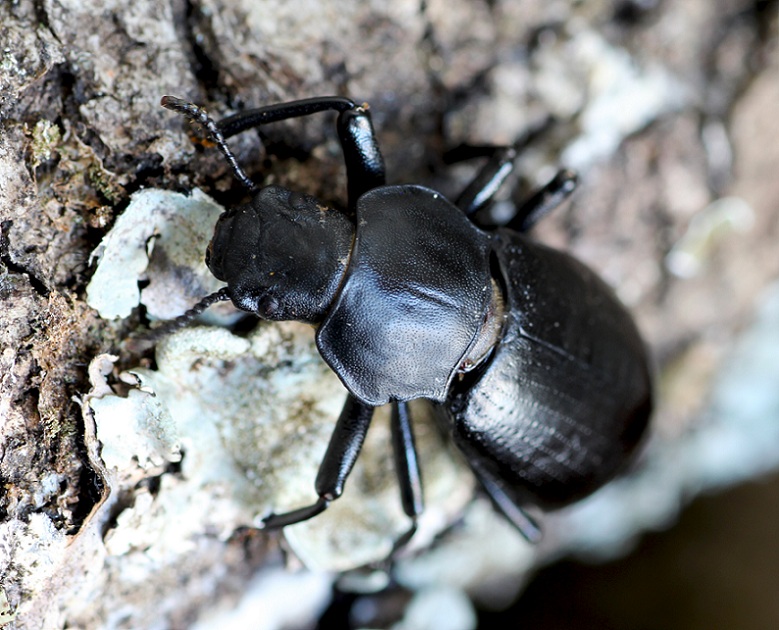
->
336 106 386 211
260 394 375 529
391 401 424 518
162 95 387 209
213 96 387 212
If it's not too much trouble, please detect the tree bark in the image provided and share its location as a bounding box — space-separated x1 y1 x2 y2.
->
1 0 777 628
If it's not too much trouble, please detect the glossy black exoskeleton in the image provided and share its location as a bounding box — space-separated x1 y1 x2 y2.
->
160 95 652 543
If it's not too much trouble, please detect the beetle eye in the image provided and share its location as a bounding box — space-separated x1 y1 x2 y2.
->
257 294 280 319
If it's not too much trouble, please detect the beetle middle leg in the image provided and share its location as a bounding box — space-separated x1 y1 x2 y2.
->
506 169 578 233
450 139 578 233
261 396 426 539
388 400 424 551
260 394 375 529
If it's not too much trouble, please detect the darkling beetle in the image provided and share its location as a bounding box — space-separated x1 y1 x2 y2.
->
159 94 652 544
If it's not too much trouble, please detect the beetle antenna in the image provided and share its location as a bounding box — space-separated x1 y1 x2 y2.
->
136 287 232 343
161 96 258 193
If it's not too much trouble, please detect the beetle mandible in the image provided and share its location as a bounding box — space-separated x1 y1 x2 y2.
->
159 95 652 543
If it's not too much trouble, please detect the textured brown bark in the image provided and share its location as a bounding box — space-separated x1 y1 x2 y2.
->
1 0 777 627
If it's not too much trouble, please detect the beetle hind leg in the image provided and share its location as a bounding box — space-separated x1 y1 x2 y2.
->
467 457 543 543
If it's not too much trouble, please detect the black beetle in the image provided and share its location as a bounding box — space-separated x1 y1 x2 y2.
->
159 95 652 543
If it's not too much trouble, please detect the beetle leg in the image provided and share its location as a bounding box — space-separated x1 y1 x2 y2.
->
217 97 386 209
389 400 424 550
162 95 386 211
259 394 375 529
391 401 424 517
214 96 359 137
218 98 389 210
257 497 330 529
447 118 579 233
443 114 553 167
450 118 553 217
336 106 386 211
216 96 388 197
467 457 543 544
219 97 388 210
506 169 578 233
456 157 577 233
197 96 385 212
454 145 519 217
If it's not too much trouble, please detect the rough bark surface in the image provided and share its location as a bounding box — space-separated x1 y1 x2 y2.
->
1 0 777 628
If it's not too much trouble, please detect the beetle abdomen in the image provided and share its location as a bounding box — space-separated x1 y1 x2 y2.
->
317 185 492 406
447 229 652 507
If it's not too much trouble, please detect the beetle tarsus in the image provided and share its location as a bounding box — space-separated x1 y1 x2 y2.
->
389 519 418 556
259 496 330 530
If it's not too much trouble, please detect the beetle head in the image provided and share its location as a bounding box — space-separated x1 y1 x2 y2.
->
207 185 354 323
